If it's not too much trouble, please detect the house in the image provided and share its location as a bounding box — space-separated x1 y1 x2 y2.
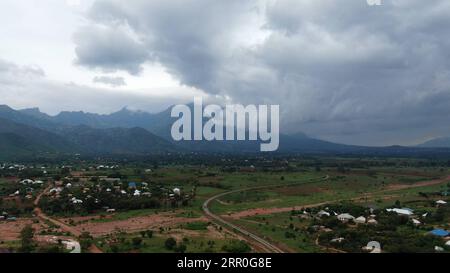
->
133 190 141 196
173 188 181 196
445 241 450 247
128 182 137 189
368 219 378 225
430 229 449 237
435 246 444 252
355 216 366 224
436 200 447 205
330 237 345 243
337 213 355 222
71 197 83 204
386 208 414 216
106 209 116 213
20 179 34 185
363 241 381 253
316 210 330 217
412 219 421 226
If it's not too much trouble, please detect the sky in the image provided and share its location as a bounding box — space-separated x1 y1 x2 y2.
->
1 0 450 146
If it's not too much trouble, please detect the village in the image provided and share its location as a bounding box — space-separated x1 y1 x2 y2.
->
1 157 450 253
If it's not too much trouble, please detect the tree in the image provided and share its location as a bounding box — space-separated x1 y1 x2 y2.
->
222 240 251 253
132 237 143 248
20 225 35 253
174 243 187 253
79 232 93 251
146 230 153 238
165 237 177 250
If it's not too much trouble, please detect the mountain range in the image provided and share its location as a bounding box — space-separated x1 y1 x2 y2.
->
0 104 450 160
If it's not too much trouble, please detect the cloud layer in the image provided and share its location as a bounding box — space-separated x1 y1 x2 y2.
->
1 1 449 146
70 0 450 145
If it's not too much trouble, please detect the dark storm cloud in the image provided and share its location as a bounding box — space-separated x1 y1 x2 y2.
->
73 0 450 145
93 75 126 87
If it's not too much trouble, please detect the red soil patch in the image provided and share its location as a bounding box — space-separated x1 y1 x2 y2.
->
71 213 208 237
0 219 43 241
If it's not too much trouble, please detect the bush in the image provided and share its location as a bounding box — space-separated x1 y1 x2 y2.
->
132 237 143 248
165 237 177 250
222 240 251 253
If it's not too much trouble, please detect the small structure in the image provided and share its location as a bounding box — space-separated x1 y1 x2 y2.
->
412 219 421 226
435 246 444 252
316 210 330 217
173 188 181 196
386 208 414 216
436 200 447 205
71 197 83 204
128 182 137 189
368 219 378 225
445 241 450 247
430 229 449 237
337 213 355 222
330 237 345 243
133 190 141 196
355 216 366 224
20 179 34 185
363 241 381 253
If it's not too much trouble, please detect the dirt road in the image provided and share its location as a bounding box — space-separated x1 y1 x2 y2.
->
201 181 324 253
33 185 103 253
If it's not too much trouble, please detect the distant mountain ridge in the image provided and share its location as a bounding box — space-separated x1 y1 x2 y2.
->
0 105 176 159
0 104 449 159
418 137 450 148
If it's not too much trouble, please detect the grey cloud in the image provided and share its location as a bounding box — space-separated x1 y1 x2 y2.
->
73 0 450 145
0 58 45 79
93 75 126 87
74 24 148 75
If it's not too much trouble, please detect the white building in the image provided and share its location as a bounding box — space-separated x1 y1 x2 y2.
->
355 216 367 224
337 213 355 222
317 210 330 217
173 188 181 196
386 208 414 216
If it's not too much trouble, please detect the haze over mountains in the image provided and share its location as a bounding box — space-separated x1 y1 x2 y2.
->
0 104 449 160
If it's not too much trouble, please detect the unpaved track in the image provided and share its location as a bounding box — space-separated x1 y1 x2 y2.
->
201 181 323 253
203 189 284 253
34 185 103 253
